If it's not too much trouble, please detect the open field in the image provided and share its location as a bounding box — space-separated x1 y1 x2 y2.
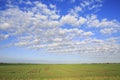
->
0 63 120 80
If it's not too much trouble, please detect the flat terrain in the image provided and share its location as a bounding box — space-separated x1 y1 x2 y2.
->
0 63 120 80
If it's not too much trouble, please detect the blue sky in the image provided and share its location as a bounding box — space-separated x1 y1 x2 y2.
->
0 0 120 63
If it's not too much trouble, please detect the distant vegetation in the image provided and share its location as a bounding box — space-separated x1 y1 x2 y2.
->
0 63 120 80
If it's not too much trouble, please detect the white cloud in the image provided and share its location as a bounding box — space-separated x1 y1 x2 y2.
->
50 15 60 20
0 34 9 40
91 39 103 43
60 14 78 26
58 28 92 38
49 4 56 9
0 0 120 55
100 28 117 35
87 15 120 28
69 6 82 16
25 1 32 5
88 4 102 10
81 0 90 8
53 38 62 42
34 14 48 20
75 6 82 12
87 15 120 35
15 41 30 47
68 39 118 54
60 14 87 26
46 39 120 54
80 0 103 11
83 31 94 37
77 17 87 26
0 23 11 30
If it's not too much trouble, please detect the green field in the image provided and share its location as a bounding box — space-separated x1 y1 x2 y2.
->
0 63 120 80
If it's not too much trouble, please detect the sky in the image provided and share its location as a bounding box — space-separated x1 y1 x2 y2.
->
0 0 120 64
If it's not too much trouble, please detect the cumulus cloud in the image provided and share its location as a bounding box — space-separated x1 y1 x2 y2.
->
60 14 87 26
80 0 103 10
49 4 56 9
69 6 82 16
83 31 94 37
0 0 120 55
0 23 11 30
0 34 9 40
86 15 120 35
100 28 117 35
46 38 120 54
61 15 76 26
87 15 120 28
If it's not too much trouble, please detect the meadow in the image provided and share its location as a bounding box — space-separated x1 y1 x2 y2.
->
0 63 120 80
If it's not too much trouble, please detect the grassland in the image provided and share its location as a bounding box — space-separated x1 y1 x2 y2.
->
0 63 120 80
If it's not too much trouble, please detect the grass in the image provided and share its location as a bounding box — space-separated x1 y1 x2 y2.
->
0 63 120 80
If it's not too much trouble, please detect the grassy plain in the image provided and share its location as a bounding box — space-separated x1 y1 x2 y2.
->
0 63 120 80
